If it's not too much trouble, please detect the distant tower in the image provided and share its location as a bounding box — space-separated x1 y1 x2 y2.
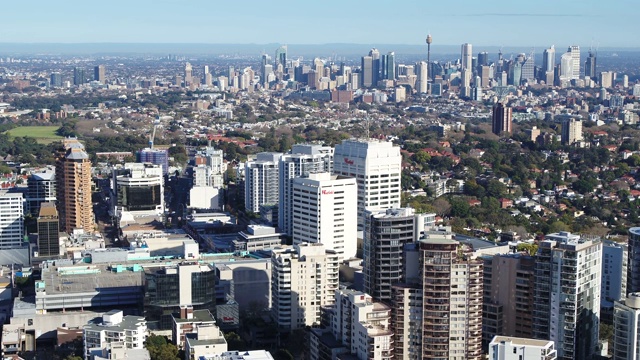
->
94 65 106 84
426 34 433 79
492 102 512 136
184 62 193 86
568 45 581 80
585 48 597 79
461 43 473 71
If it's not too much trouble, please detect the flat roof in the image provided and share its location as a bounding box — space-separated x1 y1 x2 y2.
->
491 336 553 347
173 309 215 324
39 264 143 295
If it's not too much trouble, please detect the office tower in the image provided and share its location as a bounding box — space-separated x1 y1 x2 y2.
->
613 293 640 360
416 61 428 94
275 45 287 68
397 229 483 359
478 51 489 67
261 54 272 85
623 75 629 87
50 72 63 87
543 46 556 73
480 65 491 88
561 118 583 145
628 228 640 294
521 53 535 83
83 311 147 359
144 262 216 330
602 241 628 311
56 139 94 233
244 152 282 214
585 50 597 79
278 144 333 236
568 45 581 80
559 53 574 83
94 65 106 83
482 253 535 348
461 68 472 97
600 71 614 88
361 55 373 88
73 67 85 86
333 139 402 230
0 191 24 249
532 232 602 360
203 65 212 86
363 208 416 303
634 84 640 97
386 51 395 80
271 243 339 331
369 48 380 86
461 43 473 70
509 59 523 86
37 202 60 257
184 62 193 85
488 336 557 360
112 163 164 216
291 172 357 260
137 148 169 175
26 168 56 216
491 102 513 136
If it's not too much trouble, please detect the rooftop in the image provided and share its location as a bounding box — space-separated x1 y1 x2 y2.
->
173 309 216 324
491 336 553 348
85 314 146 332
38 264 143 295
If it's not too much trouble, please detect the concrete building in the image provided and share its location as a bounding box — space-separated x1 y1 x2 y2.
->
482 253 535 349
291 172 357 259
172 306 217 349
602 241 628 309
245 152 282 214
533 232 602 360
333 139 402 230
189 186 223 210
363 208 417 303
391 284 423 360
568 46 581 80
137 148 169 175
26 168 56 216
492 102 513 136
56 138 94 233
184 321 227 360
37 202 60 257
627 228 640 294
0 191 24 249
278 144 333 236
271 243 339 331
215 258 271 312
94 65 106 84
112 163 164 216
461 43 473 71
561 118 583 145
198 350 274 360
488 336 557 360
83 310 147 360
613 292 640 360
236 225 284 252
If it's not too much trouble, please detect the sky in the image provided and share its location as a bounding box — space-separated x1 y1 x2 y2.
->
1 0 638 48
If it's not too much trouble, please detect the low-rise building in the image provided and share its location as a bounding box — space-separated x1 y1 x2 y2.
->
83 310 147 360
488 336 557 360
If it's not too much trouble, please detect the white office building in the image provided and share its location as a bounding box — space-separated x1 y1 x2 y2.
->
83 310 147 360
112 163 164 216
291 172 357 259
244 152 282 213
333 139 401 229
0 191 24 249
271 243 339 331
278 144 333 236
488 336 557 360
613 293 640 360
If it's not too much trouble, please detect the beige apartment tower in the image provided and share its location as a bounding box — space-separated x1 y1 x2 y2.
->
56 138 94 233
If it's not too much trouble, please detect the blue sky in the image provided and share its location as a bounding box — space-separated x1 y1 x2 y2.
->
2 0 638 47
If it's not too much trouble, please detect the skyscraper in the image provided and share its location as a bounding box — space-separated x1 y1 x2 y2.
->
26 168 56 216
369 48 380 86
386 51 395 80
73 67 85 86
37 202 60 257
461 43 473 71
543 45 556 74
532 232 601 360
568 45 581 80
559 52 574 83
627 228 640 294
94 65 106 83
274 45 287 68
278 144 333 236
361 55 373 88
56 138 94 233
416 61 428 94
491 102 512 136
244 152 282 214
561 117 583 145
521 53 535 83
613 293 640 360
585 50 597 79
0 191 24 249
137 148 169 175
478 51 489 67
184 62 193 86
333 139 402 229
50 72 63 87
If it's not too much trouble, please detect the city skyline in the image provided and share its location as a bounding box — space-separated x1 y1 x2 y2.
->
2 0 639 47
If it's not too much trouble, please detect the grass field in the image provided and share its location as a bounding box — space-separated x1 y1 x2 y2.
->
5 126 63 144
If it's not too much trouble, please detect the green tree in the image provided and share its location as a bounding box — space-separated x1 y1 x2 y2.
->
145 334 179 360
516 243 538 256
549 220 570 233
450 197 470 218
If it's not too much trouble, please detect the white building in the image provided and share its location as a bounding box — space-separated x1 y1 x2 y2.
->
236 225 284 252
112 163 164 216
333 139 402 229
189 186 223 210
184 322 228 360
602 241 628 309
271 243 339 331
613 292 640 360
488 336 557 360
278 144 333 236
194 165 223 188
568 45 581 80
291 172 357 259
198 350 274 360
244 152 282 213
0 191 24 249
26 168 56 216
83 310 147 360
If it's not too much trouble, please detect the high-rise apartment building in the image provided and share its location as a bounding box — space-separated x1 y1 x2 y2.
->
84 310 147 359
532 232 602 360
291 172 357 259
461 43 473 71
600 71 614 88
488 336 557 360
271 243 339 331
602 241 628 310
278 144 333 236
491 102 512 136
568 46 581 80
333 139 402 229
244 152 282 214
137 148 169 175
37 202 60 257
94 65 106 83
482 253 535 349
561 118 583 145
56 139 94 233
0 191 24 249
73 67 85 86
26 168 56 216
364 208 417 303
613 293 640 360
627 228 640 294
50 72 63 87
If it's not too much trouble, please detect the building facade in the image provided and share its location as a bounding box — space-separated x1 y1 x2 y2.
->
83 310 147 359
627 228 640 294
488 336 557 360
0 191 24 249
26 169 56 216
56 139 94 233
112 163 164 216
491 103 512 136
137 148 169 175
613 293 640 360
244 152 282 214
37 202 60 257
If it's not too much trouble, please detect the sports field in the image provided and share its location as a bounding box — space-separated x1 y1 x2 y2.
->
5 126 63 144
